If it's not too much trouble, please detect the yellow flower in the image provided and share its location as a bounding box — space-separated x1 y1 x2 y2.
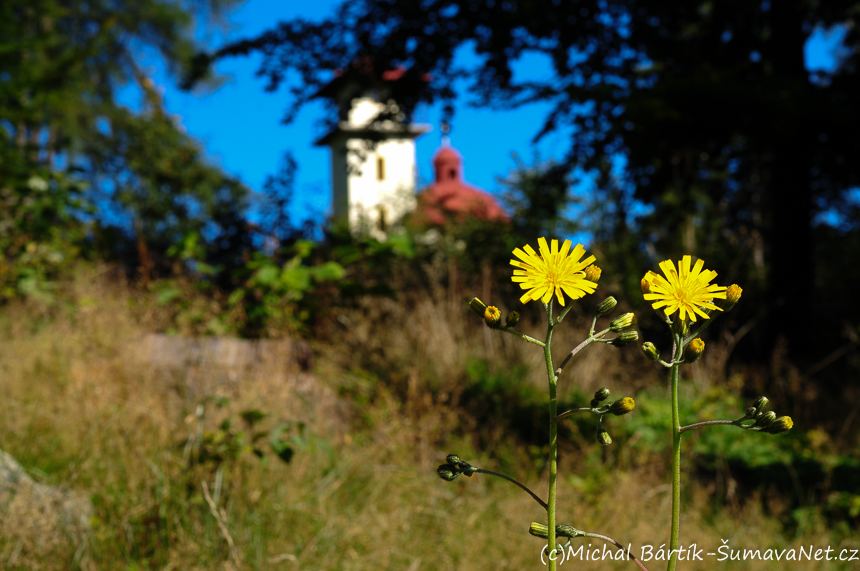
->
642 256 727 322
484 306 502 328
510 238 597 306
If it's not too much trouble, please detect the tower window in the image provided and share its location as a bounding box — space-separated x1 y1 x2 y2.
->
376 205 387 232
377 157 385 181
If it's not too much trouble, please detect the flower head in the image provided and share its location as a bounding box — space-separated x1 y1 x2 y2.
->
607 397 636 416
510 238 597 306
642 256 727 322
682 338 706 363
765 416 793 434
484 306 501 328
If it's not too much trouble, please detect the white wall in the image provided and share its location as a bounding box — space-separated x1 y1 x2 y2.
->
324 96 422 238
343 137 417 238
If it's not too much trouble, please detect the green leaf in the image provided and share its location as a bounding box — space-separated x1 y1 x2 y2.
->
311 261 345 281
255 264 280 287
280 265 312 292
227 288 246 307
156 286 181 305
240 409 267 427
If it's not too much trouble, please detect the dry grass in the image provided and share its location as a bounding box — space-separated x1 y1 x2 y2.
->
0 268 850 570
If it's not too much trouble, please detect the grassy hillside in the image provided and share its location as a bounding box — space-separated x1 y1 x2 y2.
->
0 266 856 570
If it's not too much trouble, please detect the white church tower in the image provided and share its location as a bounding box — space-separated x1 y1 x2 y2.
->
314 61 430 238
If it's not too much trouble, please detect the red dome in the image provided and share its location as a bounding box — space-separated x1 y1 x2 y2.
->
417 145 509 225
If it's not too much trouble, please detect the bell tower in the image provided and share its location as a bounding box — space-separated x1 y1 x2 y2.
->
314 61 430 238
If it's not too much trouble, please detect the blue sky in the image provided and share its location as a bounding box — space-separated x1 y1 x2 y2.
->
130 0 590 232
132 1 847 234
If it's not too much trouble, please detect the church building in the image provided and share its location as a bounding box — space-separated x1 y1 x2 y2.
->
314 60 508 237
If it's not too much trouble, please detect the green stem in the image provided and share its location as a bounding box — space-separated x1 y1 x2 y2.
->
472 468 547 509
667 335 682 571
680 420 740 433
544 301 558 571
499 326 546 347
553 407 593 422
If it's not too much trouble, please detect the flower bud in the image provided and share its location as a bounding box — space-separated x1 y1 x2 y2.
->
437 464 460 481
610 312 637 332
585 264 602 282
610 331 639 347
753 396 769 413
597 429 612 446
743 407 757 420
682 338 705 363
469 297 487 317
672 316 689 335
446 454 462 465
641 273 655 295
608 397 635 416
594 387 611 402
641 342 660 361
765 416 793 434
595 296 617 317
755 411 776 427
505 311 520 327
718 284 742 312
529 522 549 539
484 306 501 328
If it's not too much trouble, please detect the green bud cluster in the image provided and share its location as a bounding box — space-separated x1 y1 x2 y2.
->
436 454 477 481
738 396 793 434
593 396 636 416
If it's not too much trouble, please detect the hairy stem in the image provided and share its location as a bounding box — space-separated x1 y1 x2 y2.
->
530 523 650 571
680 420 740 433
553 407 593 422
667 334 682 571
500 326 546 347
544 301 558 571
554 337 594 379
582 532 651 571
473 468 547 509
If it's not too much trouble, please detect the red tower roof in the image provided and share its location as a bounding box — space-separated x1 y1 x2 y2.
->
417 146 510 225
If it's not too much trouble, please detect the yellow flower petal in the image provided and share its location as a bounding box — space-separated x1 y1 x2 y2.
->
509 237 598 306
642 256 728 322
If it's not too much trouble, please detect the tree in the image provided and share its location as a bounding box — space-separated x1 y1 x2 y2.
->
0 0 249 289
197 0 860 359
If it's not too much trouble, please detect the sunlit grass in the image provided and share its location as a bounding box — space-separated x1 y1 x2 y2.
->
0 268 854 569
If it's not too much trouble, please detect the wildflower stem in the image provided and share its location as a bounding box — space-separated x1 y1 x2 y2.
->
499 327 546 347
683 318 715 346
667 334 682 571
553 407 593 422
544 301 558 571
680 420 741 433
530 524 650 571
472 469 548 510
554 337 595 379
580 532 651 571
556 303 576 324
